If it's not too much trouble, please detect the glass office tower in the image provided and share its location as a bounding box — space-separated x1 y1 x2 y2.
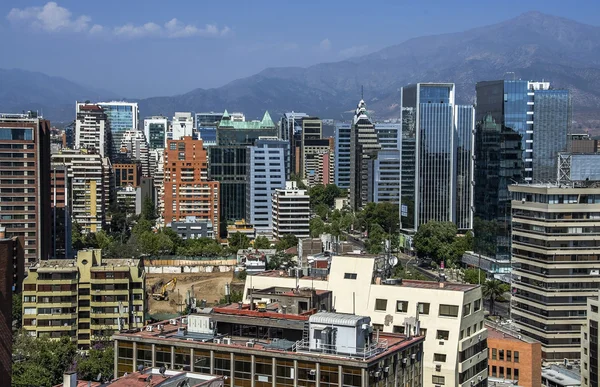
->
98 102 139 159
400 83 474 232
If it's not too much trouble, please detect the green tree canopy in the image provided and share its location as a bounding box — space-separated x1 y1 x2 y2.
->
308 184 342 208
482 279 510 315
176 237 224 257
275 234 298 252
413 221 458 263
76 343 114 382
13 293 22 328
253 235 271 249
309 217 325 238
229 232 251 253
463 268 486 284
267 252 296 270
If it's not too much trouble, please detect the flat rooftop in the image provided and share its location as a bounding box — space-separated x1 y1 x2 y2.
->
115 315 423 364
106 368 222 387
485 322 540 344
395 279 478 291
541 364 581 386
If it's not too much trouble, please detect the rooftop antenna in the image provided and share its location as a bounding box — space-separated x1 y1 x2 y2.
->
361 85 364 100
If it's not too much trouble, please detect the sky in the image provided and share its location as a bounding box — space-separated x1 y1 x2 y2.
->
0 0 599 98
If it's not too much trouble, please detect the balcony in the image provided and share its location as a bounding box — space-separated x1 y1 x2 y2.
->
458 328 487 352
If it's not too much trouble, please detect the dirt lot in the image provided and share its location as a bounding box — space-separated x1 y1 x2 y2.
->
146 272 245 315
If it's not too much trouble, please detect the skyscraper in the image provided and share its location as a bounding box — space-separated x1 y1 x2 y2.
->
75 103 111 158
209 111 277 224
272 182 310 239
96 101 139 158
119 129 150 177
280 112 308 178
143 116 168 150
400 83 474 231
349 100 381 210
246 137 287 235
474 80 571 261
334 122 351 189
168 112 194 141
0 112 51 263
164 137 220 236
195 112 223 147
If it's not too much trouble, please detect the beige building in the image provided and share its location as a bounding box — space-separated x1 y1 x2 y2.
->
509 184 600 360
581 294 599 387
244 254 488 387
272 181 310 239
22 249 145 350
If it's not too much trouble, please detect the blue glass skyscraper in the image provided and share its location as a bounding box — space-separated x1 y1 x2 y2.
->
98 101 139 159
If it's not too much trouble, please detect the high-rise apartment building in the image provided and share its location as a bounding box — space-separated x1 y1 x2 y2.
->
210 111 277 223
75 103 111 159
334 122 352 189
371 150 401 204
300 117 333 186
163 137 220 236
349 100 381 210
22 249 145 350
272 181 310 239
246 137 287 235
474 80 571 261
119 129 150 177
96 101 139 158
281 112 308 178
143 116 168 150
0 112 51 263
581 294 599 387
113 162 141 187
0 229 18 385
195 112 223 147
509 183 600 360
51 149 111 234
168 112 194 142
400 83 474 231
50 164 72 259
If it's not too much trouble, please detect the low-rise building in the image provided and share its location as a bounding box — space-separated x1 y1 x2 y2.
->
170 217 214 240
227 219 255 240
22 249 145 350
113 309 425 387
236 249 277 274
244 253 488 387
581 294 599 387
272 181 310 239
486 321 542 387
541 364 581 387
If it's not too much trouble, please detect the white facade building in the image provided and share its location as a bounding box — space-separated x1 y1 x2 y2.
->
75 103 110 158
245 254 488 387
272 181 310 239
143 116 169 149
169 112 194 141
119 129 150 177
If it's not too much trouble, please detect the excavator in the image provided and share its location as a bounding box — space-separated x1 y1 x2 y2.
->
152 278 177 301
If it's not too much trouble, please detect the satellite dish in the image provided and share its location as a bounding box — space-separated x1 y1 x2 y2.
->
388 256 399 267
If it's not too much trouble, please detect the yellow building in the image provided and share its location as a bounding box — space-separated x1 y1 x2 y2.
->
22 249 145 350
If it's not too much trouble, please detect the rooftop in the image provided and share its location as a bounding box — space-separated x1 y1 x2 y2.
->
104 368 223 387
541 364 581 386
218 110 274 129
485 321 540 344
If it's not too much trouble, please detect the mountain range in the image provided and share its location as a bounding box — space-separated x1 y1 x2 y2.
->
2 11 600 132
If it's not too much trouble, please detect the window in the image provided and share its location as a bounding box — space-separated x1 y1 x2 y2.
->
375 299 387 311
24 307 36 315
432 375 445 385
396 300 409 313
514 368 519 379
491 365 497 377
420 328 427 336
436 330 449 340
507 350 512 362
492 348 497 360
418 302 430 315
439 304 459 317
393 325 405 334
344 273 357 279
499 349 504 361
474 299 481 311
507 367 512 379
463 303 471 316
372 324 383 331
434 354 447 362
499 366 504 378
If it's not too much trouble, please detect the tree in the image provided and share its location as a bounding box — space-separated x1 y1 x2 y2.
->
131 218 153 237
76 343 114 382
218 289 243 305
253 235 271 249
365 223 387 254
362 202 400 234
267 252 296 270
463 268 486 284
275 234 298 252
482 279 509 315
141 197 157 221
314 203 330 220
13 293 22 328
308 184 342 208
413 221 457 263
138 231 174 256
162 227 184 253
72 221 84 250
229 232 251 253
176 237 224 257
309 217 325 238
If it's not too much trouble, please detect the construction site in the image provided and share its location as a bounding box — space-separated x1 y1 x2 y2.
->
146 271 245 317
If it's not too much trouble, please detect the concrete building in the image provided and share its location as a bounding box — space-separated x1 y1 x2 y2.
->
115 185 139 215
210 111 278 223
195 112 222 147
509 183 600 360
114 161 141 187
400 83 475 231
163 137 220 237
170 217 214 240
486 321 542 387
119 129 150 177
558 153 600 184
227 219 255 240
272 181 310 239
280 112 308 178
51 149 111 234
22 249 145 350
113 309 425 387
246 137 287 235
245 254 488 387
334 122 352 189
0 112 51 263
371 150 401 204
349 100 381 210
143 115 169 150
541 365 581 387
0 228 24 293
96 101 139 158
581 294 599 387
75 103 111 159
0 228 17 386
50 164 72 259
169 112 194 141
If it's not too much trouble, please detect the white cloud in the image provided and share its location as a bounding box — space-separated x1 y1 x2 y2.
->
319 38 331 51
339 45 369 58
7 2 91 32
6 2 232 39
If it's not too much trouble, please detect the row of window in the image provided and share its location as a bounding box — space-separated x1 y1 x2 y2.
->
491 348 519 362
490 365 519 379
374 299 469 318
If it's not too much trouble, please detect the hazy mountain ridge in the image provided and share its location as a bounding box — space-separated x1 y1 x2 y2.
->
2 11 600 131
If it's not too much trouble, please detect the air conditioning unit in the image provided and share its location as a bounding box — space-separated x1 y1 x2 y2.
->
374 371 381 377
402 358 407 364
478 376 483 381
157 324 164 331
478 335 481 341
145 326 152 332
181 318 188 324
411 354 416 360
223 338 232 345
246 342 254 348
383 366 389 373
214 339 221 344
309 369 316 376
435 365 441 372
169 319 177 325
186 338 194 341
